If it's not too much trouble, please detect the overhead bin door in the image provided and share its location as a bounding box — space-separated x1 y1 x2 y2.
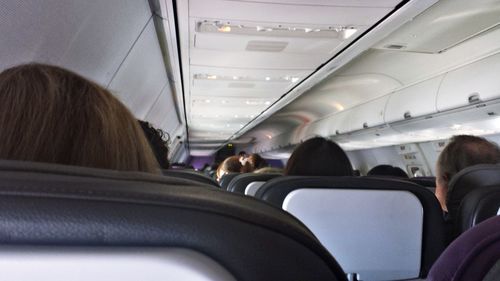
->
437 53 500 112
385 75 443 123
348 95 389 132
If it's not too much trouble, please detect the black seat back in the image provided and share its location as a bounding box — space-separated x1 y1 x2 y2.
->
0 160 346 281
447 164 500 237
219 173 240 190
256 176 446 280
227 173 281 194
162 169 219 187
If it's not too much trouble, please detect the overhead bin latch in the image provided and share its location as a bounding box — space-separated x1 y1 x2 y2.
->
468 93 481 104
404 111 412 120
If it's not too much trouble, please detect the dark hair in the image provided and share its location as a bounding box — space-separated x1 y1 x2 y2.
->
139 120 170 169
0 63 159 173
284 137 353 176
367 165 409 178
241 153 268 173
437 135 500 182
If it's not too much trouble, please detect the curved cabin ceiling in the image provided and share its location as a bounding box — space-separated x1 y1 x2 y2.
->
175 0 405 155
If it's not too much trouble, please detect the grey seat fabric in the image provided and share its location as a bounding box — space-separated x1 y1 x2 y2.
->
0 160 347 281
256 176 446 280
447 164 500 238
226 173 281 193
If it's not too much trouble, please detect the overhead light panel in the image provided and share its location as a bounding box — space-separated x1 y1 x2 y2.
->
197 20 359 39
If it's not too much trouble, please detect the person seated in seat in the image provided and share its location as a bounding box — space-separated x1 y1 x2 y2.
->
284 137 353 176
435 135 500 212
241 153 268 173
0 63 159 173
216 155 242 182
138 120 170 169
367 164 409 178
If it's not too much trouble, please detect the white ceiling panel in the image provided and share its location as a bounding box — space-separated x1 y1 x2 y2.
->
0 0 151 86
189 0 393 25
108 20 168 119
195 33 346 55
190 49 325 69
175 0 404 153
225 0 400 7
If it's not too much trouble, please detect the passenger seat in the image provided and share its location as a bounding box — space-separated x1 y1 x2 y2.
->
255 176 446 280
226 173 281 194
0 160 347 281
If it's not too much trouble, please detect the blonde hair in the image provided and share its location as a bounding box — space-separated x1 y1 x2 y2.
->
0 63 160 173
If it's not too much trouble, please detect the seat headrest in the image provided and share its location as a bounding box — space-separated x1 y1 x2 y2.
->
0 160 347 281
227 173 281 193
447 164 500 221
256 176 446 277
219 173 240 189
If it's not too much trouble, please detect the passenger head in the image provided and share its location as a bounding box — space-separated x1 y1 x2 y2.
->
241 153 268 173
367 165 409 178
0 63 159 173
436 135 500 212
216 155 242 181
284 137 353 176
138 120 170 169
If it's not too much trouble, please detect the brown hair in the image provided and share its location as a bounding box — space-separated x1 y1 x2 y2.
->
241 153 268 173
0 63 160 173
216 155 242 181
284 137 353 176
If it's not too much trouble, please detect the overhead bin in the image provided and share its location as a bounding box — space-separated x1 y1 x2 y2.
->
348 95 389 131
437 53 500 112
385 75 443 123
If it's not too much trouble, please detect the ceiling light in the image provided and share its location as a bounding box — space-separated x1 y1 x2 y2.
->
451 124 462 130
265 77 271 81
205 99 211 103
342 28 358 39
291 77 299 83
218 25 231 33
265 101 271 105
233 76 239 80
207 75 217 80
250 115 255 118
226 124 230 127
234 114 238 118
197 20 357 39
221 100 227 104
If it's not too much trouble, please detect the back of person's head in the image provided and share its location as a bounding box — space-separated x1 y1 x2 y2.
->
0 63 159 173
436 135 500 211
241 153 268 173
284 137 353 176
367 165 409 178
138 120 170 169
216 155 242 181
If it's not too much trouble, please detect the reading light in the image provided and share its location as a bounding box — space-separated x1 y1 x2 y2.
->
207 75 217 80
218 25 231 33
342 28 358 39
265 77 271 81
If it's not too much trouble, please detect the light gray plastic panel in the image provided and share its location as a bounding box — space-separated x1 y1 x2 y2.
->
0 0 151 86
108 20 168 119
245 181 266 196
385 75 443 123
0 246 236 281
437 53 500 112
283 189 423 281
145 84 181 136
